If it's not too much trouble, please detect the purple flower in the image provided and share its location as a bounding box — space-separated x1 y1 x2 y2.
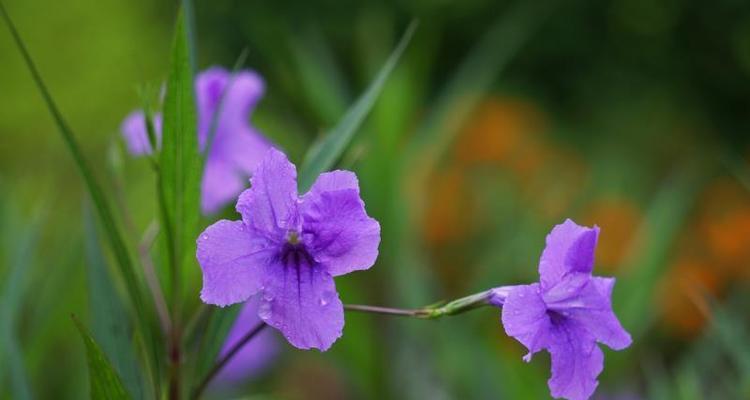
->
215 297 278 384
120 67 272 214
120 111 162 155
489 219 631 400
197 148 381 351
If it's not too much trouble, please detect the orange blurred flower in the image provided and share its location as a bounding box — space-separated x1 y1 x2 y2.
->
660 257 722 337
697 178 750 280
523 147 588 220
582 198 642 271
454 97 548 178
660 176 750 337
422 166 474 245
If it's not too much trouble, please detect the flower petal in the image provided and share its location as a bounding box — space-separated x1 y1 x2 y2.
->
196 67 264 149
541 272 591 305
300 172 380 276
539 219 599 288
542 274 632 351
547 323 603 400
200 157 245 215
304 170 360 194
197 220 274 307
213 125 272 178
195 67 230 148
259 255 344 351
216 296 278 383
501 283 552 361
567 277 632 350
218 70 264 128
120 111 162 155
236 149 299 239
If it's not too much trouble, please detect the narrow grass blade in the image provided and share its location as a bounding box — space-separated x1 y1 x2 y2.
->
404 1 557 172
617 170 707 338
708 301 750 389
159 10 201 309
675 365 702 400
0 2 159 389
0 203 39 400
84 205 145 399
180 0 197 73
298 21 418 192
288 25 349 124
189 306 240 391
73 316 133 400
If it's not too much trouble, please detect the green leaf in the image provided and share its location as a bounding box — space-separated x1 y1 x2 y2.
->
288 25 350 124
298 21 418 192
0 201 38 400
616 170 707 338
72 316 133 400
403 1 557 171
0 2 159 389
189 305 240 390
708 301 750 388
83 205 145 399
159 10 201 306
180 0 197 73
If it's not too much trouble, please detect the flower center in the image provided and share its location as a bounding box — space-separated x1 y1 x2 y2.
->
287 230 300 245
547 310 567 326
279 233 314 270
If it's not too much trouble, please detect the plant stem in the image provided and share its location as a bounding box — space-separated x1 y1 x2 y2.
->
191 322 267 399
168 326 182 400
190 286 514 398
137 221 172 335
343 304 429 317
345 288 512 319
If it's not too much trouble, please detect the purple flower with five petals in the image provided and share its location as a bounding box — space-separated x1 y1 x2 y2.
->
489 219 631 400
120 67 272 214
197 148 380 350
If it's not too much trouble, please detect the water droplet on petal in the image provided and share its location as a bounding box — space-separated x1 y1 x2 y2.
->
318 290 335 307
201 234 209 241
518 292 525 298
258 303 272 320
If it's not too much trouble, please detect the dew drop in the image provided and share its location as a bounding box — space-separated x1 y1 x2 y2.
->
318 290 335 307
201 234 209 241
518 292 525 298
258 303 272 320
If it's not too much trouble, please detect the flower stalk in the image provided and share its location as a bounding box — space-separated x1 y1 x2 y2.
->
344 287 513 319
191 321 267 399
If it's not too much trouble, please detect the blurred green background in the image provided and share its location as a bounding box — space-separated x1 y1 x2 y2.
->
2 0 750 399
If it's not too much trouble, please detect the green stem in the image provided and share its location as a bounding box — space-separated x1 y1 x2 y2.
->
344 289 501 320
190 322 267 400
190 288 511 398
137 221 171 335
